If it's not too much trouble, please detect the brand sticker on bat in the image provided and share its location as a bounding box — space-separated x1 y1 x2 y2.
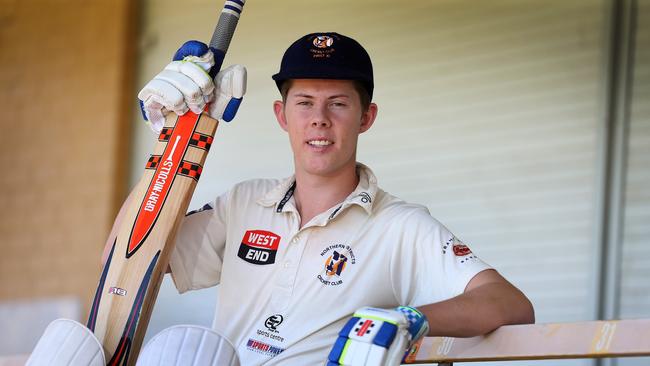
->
108 286 127 296
126 113 200 257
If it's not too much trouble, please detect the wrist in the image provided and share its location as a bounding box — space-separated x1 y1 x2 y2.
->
396 306 430 342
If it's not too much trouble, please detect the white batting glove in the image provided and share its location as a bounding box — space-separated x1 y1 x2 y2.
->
327 306 429 366
138 40 246 133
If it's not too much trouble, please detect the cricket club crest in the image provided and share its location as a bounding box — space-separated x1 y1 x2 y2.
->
325 251 347 276
313 35 334 48
317 244 356 286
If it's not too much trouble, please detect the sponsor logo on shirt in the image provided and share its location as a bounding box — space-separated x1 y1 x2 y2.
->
443 236 478 264
256 314 286 343
238 230 281 265
246 338 284 357
317 244 356 286
357 192 372 203
265 314 284 331
453 242 472 256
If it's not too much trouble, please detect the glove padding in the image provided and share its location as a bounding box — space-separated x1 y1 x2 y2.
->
327 306 429 366
138 40 246 133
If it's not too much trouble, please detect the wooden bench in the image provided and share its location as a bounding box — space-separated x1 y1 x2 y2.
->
405 319 650 365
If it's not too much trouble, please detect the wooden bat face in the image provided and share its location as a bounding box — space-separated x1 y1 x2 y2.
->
84 2 244 364
87 111 219 365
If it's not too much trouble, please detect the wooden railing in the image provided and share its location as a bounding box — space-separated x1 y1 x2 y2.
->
405 319 650 365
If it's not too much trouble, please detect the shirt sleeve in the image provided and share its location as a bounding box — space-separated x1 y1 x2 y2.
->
390 206 492 307
169 190 229 293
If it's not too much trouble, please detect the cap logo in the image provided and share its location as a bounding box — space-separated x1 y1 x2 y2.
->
313 35 334 49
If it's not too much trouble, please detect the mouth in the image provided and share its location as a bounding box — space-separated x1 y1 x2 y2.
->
306 139 333 147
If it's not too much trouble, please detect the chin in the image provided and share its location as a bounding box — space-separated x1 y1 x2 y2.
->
301 159 354 178
304 166 335 177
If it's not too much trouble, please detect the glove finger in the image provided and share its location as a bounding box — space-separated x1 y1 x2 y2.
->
182 50 215 73
166 61 215 99
215 64 247 99
173 40 215 72
143 93 189 119
140 99 167 134
209 90 229 121
156 69 205 106
178 61 215 98
209 89 244 122
208 65 246 121
187 100 207 115
231 64 247 98
139 78 187 113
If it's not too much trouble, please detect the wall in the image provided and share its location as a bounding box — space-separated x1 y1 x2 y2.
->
0 0 135 354
132 6 636 366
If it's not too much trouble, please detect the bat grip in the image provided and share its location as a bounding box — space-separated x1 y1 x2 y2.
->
209 0 245 72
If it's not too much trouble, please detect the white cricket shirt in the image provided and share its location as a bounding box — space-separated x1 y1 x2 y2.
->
169 164 491 365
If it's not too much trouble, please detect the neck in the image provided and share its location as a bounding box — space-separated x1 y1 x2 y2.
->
293 164 359 227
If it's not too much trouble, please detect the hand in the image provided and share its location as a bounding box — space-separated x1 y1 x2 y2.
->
138 40 247 133
327 306 429 366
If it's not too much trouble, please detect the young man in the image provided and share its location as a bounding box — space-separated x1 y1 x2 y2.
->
132 32 534 365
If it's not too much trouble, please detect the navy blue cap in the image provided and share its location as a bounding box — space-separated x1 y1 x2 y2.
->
272 32 374 99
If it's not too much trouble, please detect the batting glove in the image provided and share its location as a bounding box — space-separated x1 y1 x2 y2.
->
327 306 429 366
138 40 247 133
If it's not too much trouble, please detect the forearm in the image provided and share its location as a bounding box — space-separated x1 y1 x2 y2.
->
418 281 534 337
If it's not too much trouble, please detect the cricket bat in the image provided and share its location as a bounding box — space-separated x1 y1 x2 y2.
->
86 1 245 364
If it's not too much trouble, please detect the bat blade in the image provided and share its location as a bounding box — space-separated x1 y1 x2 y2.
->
88 112 219 365
87 1 245 364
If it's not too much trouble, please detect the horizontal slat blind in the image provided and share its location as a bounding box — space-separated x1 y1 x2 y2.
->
361 1 605 328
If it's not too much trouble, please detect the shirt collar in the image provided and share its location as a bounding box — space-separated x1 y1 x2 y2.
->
256 163 379 216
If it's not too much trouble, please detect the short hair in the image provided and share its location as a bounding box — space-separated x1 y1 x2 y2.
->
279 80 372 112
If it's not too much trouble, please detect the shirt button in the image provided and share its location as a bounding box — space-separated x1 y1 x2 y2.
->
291 237 300 244
284 261 291 268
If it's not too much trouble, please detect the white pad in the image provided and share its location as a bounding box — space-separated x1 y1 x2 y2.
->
136 325 239 366
26 318 105 366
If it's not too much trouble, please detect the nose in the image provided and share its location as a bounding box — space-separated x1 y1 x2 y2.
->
311 105 331 128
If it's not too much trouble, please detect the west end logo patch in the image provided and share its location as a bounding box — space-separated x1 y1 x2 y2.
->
238 230 281 265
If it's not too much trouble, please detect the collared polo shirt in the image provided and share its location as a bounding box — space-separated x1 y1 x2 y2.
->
169 164 491 365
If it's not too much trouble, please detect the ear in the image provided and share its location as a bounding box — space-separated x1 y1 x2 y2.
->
359 103 378 134
273 100 288 132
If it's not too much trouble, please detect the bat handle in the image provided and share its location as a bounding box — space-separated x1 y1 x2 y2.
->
209 0 246 72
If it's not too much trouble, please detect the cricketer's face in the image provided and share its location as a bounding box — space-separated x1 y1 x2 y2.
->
273 79 377 179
